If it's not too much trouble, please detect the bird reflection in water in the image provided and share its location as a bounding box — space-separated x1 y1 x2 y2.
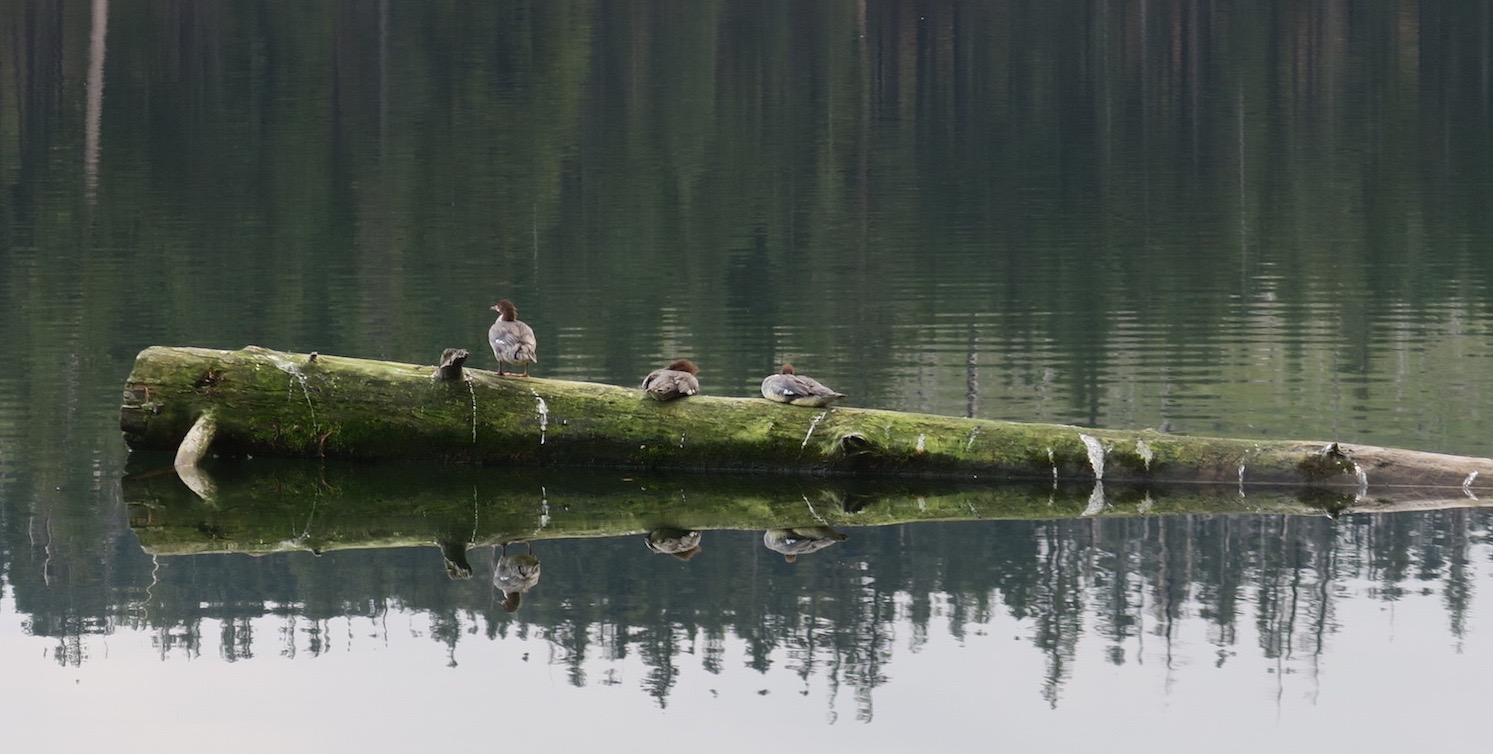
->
763 526 848 563
493 541 542 612
438 538 474 579
644 527 703 561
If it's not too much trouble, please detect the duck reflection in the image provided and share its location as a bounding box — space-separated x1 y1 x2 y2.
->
763 526 848 563
438 538 474 579
644 527 703 561
493 541 542 612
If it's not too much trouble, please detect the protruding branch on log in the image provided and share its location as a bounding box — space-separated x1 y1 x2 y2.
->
434 348 469 382
119 346 1493 494
173 412 216 468
171 413 218 501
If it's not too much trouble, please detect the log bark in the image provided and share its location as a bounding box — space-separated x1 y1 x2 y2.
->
120 345 1493 494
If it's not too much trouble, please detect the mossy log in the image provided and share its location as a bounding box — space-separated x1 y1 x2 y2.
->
120 346 1493 494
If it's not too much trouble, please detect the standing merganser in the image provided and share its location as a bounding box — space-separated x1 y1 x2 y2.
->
488 299 537 376
641 359 700 401
760 364 845 407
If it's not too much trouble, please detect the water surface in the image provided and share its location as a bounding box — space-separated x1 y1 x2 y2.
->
2 2 1491 750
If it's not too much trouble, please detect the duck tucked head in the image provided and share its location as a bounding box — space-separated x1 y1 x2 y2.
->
491 299 519 321
667 359 700 374
780 363 796 375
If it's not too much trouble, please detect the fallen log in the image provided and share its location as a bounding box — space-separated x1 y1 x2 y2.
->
120 345 1493 493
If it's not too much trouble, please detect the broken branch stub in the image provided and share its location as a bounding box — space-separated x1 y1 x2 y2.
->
435 348 469 382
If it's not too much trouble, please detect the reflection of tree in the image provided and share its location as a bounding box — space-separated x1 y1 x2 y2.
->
1 0 1493 712
1031 523 1084 707
7 494 1493 714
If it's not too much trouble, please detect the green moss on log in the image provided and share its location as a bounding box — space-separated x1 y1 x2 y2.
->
120 346 1493 492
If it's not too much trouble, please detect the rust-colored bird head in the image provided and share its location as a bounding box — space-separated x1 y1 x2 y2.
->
491 299 518 320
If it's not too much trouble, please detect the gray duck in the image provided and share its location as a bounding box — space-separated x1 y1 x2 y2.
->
641 359 700 401
760 363 845 407
488 299 538 376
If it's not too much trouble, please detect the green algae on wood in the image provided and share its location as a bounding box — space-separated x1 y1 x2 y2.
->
120 345 1493 493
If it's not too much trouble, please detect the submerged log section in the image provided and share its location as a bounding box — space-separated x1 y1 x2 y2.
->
120 346 1493 493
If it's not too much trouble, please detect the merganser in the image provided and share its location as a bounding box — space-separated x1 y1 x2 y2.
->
760 364 845 407
641 359 700 401
488 299 537 376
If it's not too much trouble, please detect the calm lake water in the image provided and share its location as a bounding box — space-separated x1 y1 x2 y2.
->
2 1 1492 750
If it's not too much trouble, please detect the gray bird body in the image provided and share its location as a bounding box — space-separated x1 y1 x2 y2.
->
642 359 700 401
760 364 845 407
489 299 537 376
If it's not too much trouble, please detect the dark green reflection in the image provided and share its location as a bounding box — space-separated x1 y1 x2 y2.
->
111 458 1490 713
124 455 1368 558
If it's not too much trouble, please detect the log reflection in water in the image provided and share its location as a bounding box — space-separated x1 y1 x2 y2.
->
105 457 1493 711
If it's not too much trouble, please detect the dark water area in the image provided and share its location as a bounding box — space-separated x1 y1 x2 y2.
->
2 1 1492 750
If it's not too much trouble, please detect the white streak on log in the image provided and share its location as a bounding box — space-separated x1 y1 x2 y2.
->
916 434 927 452
1352 462 1369 496
1047 447 1057 486
801 412 828 449
1080 434 1105 480
271 356 318 431
531 390 549 445
965 427 980 451
1463 471 1479 498
1136 439 1154 471
1238 464 1246 497
466 378 478 443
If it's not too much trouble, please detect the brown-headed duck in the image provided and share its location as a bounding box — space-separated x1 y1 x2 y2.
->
760 364 845 407
488 299 537 376
641 359 700 401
